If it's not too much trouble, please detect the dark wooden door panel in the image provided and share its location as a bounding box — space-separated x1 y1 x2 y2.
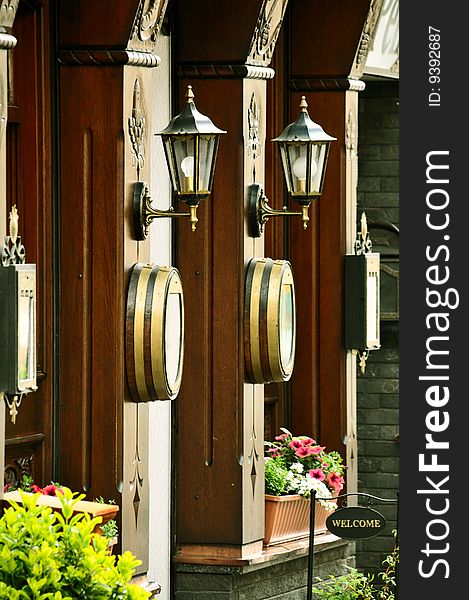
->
4 0 53 490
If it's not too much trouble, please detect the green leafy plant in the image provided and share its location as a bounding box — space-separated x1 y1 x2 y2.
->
95 496 119 540
312 533 399 600
312 566 376 600
0 488 150 600
3 473 34 493
376 532 399 599
264 456 289 495
264 428 345 510
4 475 62 496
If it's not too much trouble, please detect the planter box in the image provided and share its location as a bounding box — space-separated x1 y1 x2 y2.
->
1 491 118 535
264 493 334 546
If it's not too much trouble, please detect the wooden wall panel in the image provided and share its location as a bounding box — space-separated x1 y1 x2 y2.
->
284 2 370 485
59 0 143 48
289 89 348 456
289 199 321 438
58 66 125 504
290 0 372 79
176 78 247 545
4 0 53 490
56 0 165 574
177 1 264 65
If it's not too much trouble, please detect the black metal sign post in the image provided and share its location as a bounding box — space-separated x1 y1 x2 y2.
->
306 490 317 600
306 491 399 600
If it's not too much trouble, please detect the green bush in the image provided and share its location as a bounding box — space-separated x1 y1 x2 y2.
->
94 497 119 540
312 533 398 600
0 488 150 600
264 457 289 495
312 567 376 600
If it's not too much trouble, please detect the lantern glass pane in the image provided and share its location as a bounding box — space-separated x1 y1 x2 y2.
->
366 273 378 345
165 292 183 389
18 287 34 382
308 143 328 195
278 144 293 193
279 142 330 197
288 144 308 195
16 268 36 392
172 136 196 194
279 283 295 368
162 137 178 191
197 135 218 194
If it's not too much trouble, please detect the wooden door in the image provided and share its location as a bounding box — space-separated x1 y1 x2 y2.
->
4 0 54 491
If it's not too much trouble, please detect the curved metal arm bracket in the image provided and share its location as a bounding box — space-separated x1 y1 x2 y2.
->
133 181 198 241
248 184 309 238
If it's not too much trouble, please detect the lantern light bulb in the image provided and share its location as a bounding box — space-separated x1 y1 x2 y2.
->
181 156 194 177
292 156 318 180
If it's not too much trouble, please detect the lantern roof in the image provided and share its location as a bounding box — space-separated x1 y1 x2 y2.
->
158 86 226 136
272 97 336 143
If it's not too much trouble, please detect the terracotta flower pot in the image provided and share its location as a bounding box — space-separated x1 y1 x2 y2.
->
106 536 118 555
263 493 336 546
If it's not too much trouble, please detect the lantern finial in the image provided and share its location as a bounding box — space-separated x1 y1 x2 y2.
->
186 85 194 103
300 96 308 112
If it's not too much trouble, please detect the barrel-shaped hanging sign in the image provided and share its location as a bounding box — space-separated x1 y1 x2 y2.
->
126 263 184 401
244 257 296 384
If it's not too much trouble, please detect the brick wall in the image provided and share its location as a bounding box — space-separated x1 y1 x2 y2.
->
174 539 355 599
358 82 399 227
356 80 399 579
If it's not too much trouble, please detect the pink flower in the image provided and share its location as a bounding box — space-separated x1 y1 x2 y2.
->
295 446 315 458
41 484 60 496
300 437 316 446
31 483 64 496
308 469 325 481
289 440 303 450
309 445 325 455
267 447 282 458
326 472 345 493
275 433 289 442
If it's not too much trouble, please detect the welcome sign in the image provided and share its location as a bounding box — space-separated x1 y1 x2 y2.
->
326 506 386 540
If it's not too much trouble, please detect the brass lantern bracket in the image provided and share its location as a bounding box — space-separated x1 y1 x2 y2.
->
133 85 225 241
355 211 373 255
248 183 310 238
355 212 372 374
133 181 200 241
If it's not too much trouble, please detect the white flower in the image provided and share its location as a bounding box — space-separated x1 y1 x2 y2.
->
282 468 338 512
306 476 337 511
290 462 304 474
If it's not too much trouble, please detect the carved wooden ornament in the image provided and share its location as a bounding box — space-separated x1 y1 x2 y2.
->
247 0 288 67
129 0 169 51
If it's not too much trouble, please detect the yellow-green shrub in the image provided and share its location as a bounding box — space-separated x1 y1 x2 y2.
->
0 488 150 600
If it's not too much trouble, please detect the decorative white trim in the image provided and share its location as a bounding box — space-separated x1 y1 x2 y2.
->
0 32 16 49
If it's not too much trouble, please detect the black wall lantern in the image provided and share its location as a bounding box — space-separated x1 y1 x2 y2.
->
133 85 226 240
0 206 37 424
345 213 381 373
249 96 336 237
